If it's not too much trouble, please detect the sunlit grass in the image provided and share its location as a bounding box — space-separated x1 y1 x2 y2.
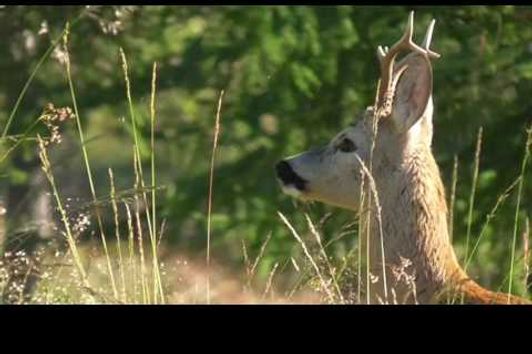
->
0 13 530 304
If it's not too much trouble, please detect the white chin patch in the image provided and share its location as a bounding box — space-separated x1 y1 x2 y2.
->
281 184 303 198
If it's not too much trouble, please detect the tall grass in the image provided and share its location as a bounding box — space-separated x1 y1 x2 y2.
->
1 18 320 304
464 127 483 268
108 168 127 302
523 217 530 293
64 22 118 300
1 16 530 304
31 62 163 303
149 62 164 303
507 127 531 299
36 135 88 288
4 32 169 304
206 90 224 304
119 48 164 303
464 178 520 271
304 213 345 303
278 211 336 303
1 32 306 304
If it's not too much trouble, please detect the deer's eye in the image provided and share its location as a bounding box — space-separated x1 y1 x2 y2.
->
336 138 357 153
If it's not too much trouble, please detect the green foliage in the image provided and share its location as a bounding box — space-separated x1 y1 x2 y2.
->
1 5 531 291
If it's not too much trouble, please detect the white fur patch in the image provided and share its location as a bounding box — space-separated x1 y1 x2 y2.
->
281 184 303 198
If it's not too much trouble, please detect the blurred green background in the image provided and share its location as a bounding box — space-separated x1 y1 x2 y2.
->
0 5 530 293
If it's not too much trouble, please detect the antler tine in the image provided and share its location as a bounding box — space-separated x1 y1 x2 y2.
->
376 11 433 114
421 19 441 59
377 12 414 64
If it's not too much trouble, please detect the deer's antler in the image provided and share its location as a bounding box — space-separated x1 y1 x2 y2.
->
376 11 441 119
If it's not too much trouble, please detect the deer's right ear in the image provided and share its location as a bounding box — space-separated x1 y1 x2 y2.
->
390 54 433 134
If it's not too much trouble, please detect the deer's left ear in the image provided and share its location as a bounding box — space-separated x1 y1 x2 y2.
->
391 54 433 134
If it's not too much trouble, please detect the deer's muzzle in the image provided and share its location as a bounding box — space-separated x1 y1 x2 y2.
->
275 161 307 192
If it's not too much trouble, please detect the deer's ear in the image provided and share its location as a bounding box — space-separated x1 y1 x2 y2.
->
391 54 433 134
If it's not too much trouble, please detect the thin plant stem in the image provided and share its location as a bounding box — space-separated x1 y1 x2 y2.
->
1 10 87 138
133 148 149 304
355 154 387 304
508 127 531 300
206 90 224 304
149 61 164 303
262 262 280 300
278 211 335 303
304 213 345 303
357 174 365 304
449 155 458 243
37 136 88 288
124 202 137 303
120 48 161 303
245 232 272 289
63 22 118 299
1 118 43 163
109 168 127 303
464 127 483 264
523 217 529 293
464 177 520 270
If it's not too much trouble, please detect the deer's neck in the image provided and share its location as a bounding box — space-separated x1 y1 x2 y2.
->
367 144 465 303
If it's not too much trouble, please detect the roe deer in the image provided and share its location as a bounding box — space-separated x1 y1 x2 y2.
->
275 12 530 304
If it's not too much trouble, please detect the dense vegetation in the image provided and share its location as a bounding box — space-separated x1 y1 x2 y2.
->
0 5 530 303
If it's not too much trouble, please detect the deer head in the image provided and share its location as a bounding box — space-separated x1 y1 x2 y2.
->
276 12 441 211
275 13 532 305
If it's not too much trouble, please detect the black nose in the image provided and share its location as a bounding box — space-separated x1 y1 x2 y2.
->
275 161 307 191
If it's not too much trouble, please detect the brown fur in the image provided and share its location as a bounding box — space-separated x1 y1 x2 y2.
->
277 13 530 305
371 138 530 304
